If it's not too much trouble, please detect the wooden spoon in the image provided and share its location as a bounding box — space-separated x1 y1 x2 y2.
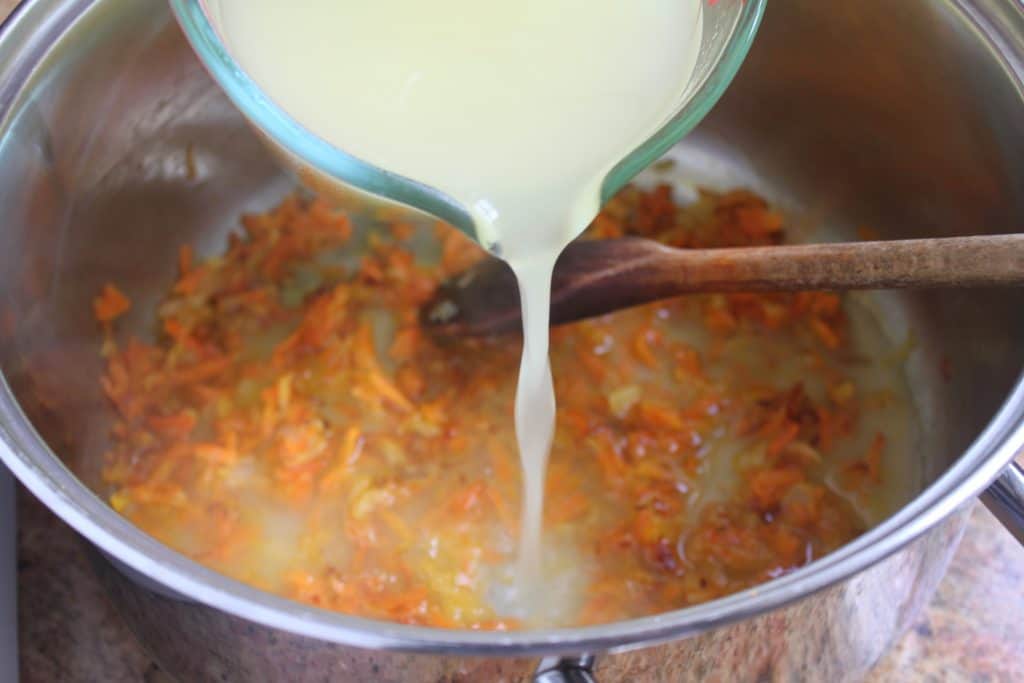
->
422 234 1024 337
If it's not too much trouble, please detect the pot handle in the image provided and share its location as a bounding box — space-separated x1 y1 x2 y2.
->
981 461 1024 545
534 655 597 683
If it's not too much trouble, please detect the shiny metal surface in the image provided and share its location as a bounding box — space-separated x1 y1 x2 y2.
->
0 0 1022 680
87 510 970 681
982 462 1024 544
535 655 598 683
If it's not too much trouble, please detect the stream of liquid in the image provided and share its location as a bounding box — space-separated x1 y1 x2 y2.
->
208 0 704 613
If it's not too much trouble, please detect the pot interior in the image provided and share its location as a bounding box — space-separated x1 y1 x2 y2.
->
0 0 1022 634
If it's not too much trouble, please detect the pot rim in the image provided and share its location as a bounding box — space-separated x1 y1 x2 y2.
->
1 0 1023 657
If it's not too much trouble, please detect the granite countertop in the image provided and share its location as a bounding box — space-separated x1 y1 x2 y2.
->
4 1 1024 681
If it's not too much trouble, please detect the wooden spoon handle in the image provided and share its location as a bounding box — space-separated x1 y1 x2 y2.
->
650 233 1024 292
424 234 1024 337
541 234 1024 330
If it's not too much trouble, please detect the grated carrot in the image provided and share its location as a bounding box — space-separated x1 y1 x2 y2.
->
93 283 131 323
96 187 888 631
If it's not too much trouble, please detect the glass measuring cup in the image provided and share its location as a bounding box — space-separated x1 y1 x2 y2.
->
170 0 766 238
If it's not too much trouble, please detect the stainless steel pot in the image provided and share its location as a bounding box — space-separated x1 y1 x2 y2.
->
0 0 1023 681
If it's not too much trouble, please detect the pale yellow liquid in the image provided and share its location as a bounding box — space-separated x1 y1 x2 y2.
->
207 0 704 610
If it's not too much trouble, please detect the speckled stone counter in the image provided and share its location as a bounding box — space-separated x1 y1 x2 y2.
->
16 484 1024 682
